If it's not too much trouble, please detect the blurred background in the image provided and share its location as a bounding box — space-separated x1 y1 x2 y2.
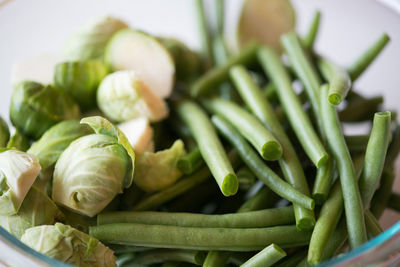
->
0 0 399 226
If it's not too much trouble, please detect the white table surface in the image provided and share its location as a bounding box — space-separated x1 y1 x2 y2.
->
0 0 399 228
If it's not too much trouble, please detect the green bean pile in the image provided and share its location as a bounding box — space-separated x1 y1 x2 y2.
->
1 1 399 267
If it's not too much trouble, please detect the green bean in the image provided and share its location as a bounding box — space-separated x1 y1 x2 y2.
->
302 10 321 50
132 150 239 211
339 96 383 122
177 147 204 175
345 135 370 153
203 97 282 160
176 101 238 196
257 46 328 167
89 224 311 251
359 112 391 208
190 41 259 97
237 166 256 190
213 36 230 67
281 32 322 120
347 33 390 81
229 65 315 229
320 218 348 261
7 129 30 151
241 244 286 267
124 249 206 266
238 187 278 213
194 0 214 67
99 206 295 228
215 0 224 37
275 249 307 267
388 193 400 212
116 252 135 267
212 115 315 210
365 210 383 238
319 84 367 249
109 244 152 254
318 57 351 106
371 169 395 218
263 83 278 102
307 155 364 265
312 159 335 205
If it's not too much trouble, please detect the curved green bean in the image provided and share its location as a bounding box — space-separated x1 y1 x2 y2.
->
99 206 295 228
257 46 328 167
177 147 204 175
318 57 351 106
191 41 259 97
302 10 321 50
203 97 282 161
89 224 311 251
347 33 390 81
241 244 286 267
359 111 391 208
212 115 315 210
320 84 367 249
176 101 238 196
229 65 315 229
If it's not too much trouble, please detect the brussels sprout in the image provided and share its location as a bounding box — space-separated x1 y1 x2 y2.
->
134 139 186 192
0 150 41 215
105 29 175 98
21 223 116 267
118 117 155 154
63 16 128 61
28 120 93 170
0 186 64 239
54 60 109 109
159 37 201 80
7 129 30 151
97 71 168 122
10 81 81 139
52 116 135 217
0 116 10 147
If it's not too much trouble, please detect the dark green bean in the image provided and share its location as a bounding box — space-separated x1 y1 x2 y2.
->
312 159 335 205
388 193 400 212
176 101 238 196
238 187 278 213
177 147 204 175
124 249 206 266
194 0 214 67
302 10 321 50
347 33 390 81
370 168 395 219
203 251 230 267
212 115 315 210
318 57 351 106
229 65 315 229
241 243 286 267
339 96 383 122
319 84 367 249
257 46 328 167
191 41 259 97
203 97 282 161
89 224 311 251
320 218 348 261
359 111 391 208
345 135 370 153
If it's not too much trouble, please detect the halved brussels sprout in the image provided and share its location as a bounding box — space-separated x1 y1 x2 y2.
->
105 29 175 98
0 116 10 148
159 37 201 81
10 81 81 139
63 16 128 61
0 186 64 239
118 117 154 154
7 130 30 151
0 150 41 215
21 223 116 267
97 71 168 122
54 60 109 109
52 116 135 217
134 139 186 192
